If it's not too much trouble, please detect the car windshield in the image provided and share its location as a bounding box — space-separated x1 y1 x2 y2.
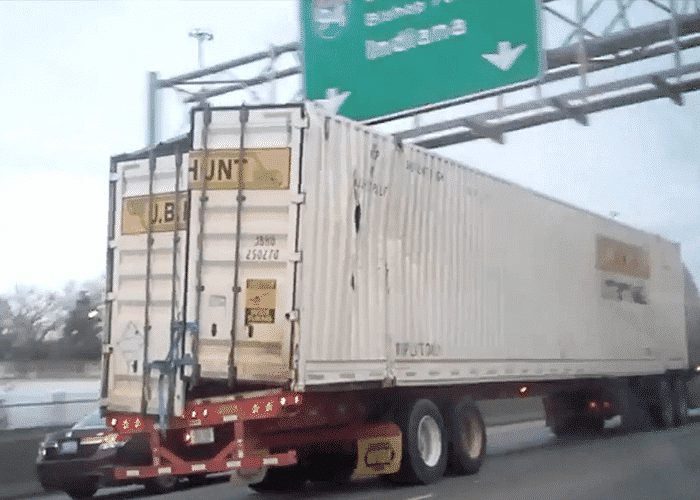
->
72 410 105 430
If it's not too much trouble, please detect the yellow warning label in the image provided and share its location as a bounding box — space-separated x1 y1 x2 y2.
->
188 148 291 190
355 435 402 476
245 279 277 324
121 192 188 235
596 235 650 279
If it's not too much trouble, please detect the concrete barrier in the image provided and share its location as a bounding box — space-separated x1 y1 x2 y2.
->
0 361 101 380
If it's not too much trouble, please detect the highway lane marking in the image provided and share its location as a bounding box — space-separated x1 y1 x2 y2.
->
405 495 433 500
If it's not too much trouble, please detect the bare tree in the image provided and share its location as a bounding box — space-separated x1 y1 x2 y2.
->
7 287 64 345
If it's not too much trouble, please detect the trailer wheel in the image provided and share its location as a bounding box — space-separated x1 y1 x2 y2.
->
248 465 306 492
187 473 208 487
671 377 689 426
389 398 448 485
143 475 178 494
618 379 652 433
650 377 674 429
305 452 355 484
445 396 486 475
549 416 604 437
64 478 98 499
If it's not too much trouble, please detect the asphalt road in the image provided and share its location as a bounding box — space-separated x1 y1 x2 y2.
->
33 418 700 500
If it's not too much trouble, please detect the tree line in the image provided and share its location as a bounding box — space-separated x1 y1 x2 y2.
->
0 279 103 361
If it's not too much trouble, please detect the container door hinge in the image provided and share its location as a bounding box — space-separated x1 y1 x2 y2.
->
293 114 310 129
285 310 299 322
290 192 306 204
289 252 302 263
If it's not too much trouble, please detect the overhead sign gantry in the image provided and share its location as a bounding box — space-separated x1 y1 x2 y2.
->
301 0 545 120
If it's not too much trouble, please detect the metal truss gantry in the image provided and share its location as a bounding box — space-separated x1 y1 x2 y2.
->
148 0 700 148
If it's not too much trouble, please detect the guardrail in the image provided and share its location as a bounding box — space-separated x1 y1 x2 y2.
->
0 394 99 431
0 398 97 409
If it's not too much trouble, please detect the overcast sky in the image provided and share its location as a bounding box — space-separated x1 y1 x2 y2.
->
0 0 698 294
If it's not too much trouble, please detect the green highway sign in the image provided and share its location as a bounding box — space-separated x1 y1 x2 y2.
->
301 0 544 121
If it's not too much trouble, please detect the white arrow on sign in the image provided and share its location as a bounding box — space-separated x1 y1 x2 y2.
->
482 41 527 71
317 88 351 115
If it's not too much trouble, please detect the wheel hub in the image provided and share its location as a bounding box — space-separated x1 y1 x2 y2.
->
417 414 442 467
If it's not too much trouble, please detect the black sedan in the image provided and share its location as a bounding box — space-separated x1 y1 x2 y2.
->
36 409 178 498
37 409 122 498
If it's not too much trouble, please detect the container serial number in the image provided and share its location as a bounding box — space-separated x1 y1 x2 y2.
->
245 249 280 261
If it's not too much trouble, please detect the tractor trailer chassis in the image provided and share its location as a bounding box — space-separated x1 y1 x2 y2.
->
104 370 693 487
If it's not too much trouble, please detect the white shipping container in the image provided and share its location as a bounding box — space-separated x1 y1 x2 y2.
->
106 104 687 415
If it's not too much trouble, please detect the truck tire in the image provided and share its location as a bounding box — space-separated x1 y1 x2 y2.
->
305 452 355 484
144 475 178 494
619 379 652 433
671 377 689 426
187 473 208 487
389 398 448 485
64 479 98 499
248 465 306 492
650 377 674 429
545 393 604 437
550 416 604 437
445 396 486 475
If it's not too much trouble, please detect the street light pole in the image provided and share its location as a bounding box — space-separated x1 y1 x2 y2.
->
189 28 214 69
146 71 159 147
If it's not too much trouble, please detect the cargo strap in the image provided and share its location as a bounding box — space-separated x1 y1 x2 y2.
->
228 105 249 388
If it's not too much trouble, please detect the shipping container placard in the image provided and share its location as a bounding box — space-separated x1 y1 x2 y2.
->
121 192 188 235
596 236 650 279
188 148 291 190
245 279 277 324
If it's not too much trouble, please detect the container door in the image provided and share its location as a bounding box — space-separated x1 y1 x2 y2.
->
186 106 304 384
106 149 188 416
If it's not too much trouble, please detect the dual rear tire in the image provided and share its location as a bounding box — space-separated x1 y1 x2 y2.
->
389 396 486 485
620 375 688 432
671 377 689 426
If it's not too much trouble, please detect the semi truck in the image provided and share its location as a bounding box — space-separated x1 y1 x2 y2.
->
99 103 697 491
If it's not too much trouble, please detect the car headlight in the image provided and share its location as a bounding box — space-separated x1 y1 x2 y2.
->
38 440 56 458
98 433 127 450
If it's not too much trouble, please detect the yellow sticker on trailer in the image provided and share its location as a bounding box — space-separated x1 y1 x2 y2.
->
188 148 291 190
121 192 188 235
245 279 277 324
596 235 650 279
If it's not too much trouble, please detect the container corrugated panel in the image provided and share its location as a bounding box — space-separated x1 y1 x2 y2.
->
297 106 687 388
